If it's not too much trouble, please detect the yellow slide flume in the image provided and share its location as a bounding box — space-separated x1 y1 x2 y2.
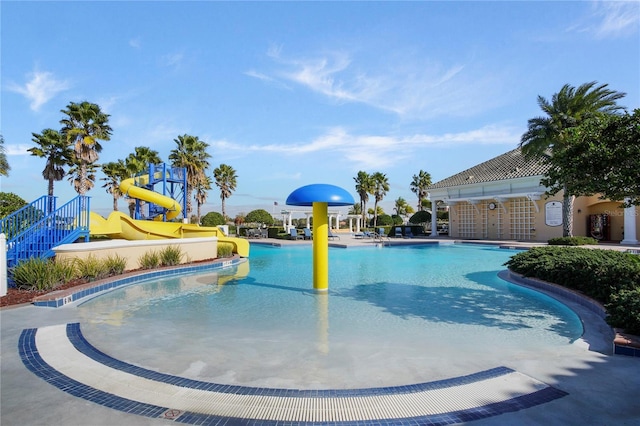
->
89 175 249 257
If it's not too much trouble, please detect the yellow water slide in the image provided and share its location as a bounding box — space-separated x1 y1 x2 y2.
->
89 175 249 257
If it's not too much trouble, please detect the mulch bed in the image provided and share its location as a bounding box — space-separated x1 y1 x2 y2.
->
1 278 90 307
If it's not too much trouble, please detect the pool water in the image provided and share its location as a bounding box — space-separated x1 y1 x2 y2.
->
78 243 583 389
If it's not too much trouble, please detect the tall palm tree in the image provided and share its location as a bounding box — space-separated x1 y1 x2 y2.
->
354 171 372 228
60 101 112 196
101 160 128 211
410 170 432 211
169 134 211 219
68 161 97 194
370 172 389 227
28 128 73 198
213 164 237 220
0 134 10 177
194 174 212 224
520 81 625 236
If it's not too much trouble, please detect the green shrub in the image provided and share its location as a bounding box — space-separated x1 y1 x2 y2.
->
505 246 640 332
606 288 640 335
548 236 599 246
159 245 183 266
138 250 160 269
217 242 234 258
201 211 226 227
10 257 76 291
104 254 127 276
74 255 110 281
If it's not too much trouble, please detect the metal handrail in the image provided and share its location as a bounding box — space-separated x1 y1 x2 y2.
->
2 196 90 267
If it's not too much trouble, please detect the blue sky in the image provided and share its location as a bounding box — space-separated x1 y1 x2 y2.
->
2 1 639 219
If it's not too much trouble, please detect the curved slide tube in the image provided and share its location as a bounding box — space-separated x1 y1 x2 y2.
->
89 176 249 257
120 175 182 221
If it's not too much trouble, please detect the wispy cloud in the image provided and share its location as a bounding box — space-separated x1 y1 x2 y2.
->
160 52 184 68
593 1 639 38
569 1 640 39
208 124 521 170
6 70 70 111
5 144 32 156
129 37 142 49
249 48 501 120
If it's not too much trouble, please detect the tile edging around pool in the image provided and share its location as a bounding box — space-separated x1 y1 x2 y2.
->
32 256 246 308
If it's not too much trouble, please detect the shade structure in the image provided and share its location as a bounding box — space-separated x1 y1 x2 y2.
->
286 184 354 292
286 184 354 207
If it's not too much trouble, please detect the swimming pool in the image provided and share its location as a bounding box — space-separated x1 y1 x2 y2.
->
77 243 583 390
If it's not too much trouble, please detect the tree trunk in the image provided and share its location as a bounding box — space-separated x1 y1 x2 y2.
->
79 163 87 196
112 196 118 212
373 200 379 227
222 196 227 220
562 190 574 237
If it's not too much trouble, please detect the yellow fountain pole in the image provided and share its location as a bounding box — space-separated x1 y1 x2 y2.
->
312 201 329 292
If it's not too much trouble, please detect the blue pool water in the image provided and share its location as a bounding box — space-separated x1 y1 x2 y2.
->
78 243 583 389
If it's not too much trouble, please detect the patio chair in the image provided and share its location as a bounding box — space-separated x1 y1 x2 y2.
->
289 228 303 240
328 229 340 240
303 228 312 240
404 228 414 238
394 227 403 238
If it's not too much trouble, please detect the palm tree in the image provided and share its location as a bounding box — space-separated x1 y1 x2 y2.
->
60 101 112 196
410 170 432 211
520 81 625 236
125 147 161 175
169 134 211 219
213 164 237 220
0 134 10 177
194 174 212 224
101 160 128 211
354 171 372 228
28 128 73 198
68 161 98 194
370 172 389 227
394 197 414 220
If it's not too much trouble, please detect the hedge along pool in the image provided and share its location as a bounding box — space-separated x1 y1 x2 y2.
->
77 243 583 390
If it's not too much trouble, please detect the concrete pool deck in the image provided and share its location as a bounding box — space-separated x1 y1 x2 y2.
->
1 237 639 425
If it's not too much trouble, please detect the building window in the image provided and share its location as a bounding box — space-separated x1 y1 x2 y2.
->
510 197 533 240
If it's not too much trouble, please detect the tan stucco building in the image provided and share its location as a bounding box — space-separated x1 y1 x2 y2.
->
427 148 639 244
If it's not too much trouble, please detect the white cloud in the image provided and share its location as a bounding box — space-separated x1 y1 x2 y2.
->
161 52 184 68
129 37 142 48
7 70 70 111
208 124 521 170
253 48 502 120
5 144 32 156
568 1 640 39
591 1 640 39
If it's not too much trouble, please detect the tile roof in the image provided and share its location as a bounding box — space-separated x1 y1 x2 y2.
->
427 148 550 190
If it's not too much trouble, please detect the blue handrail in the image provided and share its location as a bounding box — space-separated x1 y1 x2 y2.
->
1 196 90 268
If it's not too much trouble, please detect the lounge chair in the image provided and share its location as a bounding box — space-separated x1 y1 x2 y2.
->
289 228 303 240
404 228 414 238
303 228 312 240
328 229 340 240
394 227 403 238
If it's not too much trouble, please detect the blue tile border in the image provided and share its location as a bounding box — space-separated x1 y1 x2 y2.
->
19 323 569 425
32 257 245 308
